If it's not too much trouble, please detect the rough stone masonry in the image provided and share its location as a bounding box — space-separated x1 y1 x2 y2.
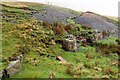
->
0 60 22 79
62 34 78 52
5 60 21 78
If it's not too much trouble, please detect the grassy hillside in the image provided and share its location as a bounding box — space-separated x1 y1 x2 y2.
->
1 2 119 78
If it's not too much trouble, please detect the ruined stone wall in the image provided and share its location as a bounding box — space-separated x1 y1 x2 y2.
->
0 54 22 79
6 60 21 77
62 35 78 52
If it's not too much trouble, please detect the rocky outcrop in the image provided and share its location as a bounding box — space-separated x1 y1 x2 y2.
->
62 34 78 52
33 6 78 24
5 60 21 78
1 60 21 79
1 54 23 79
73 12 118 37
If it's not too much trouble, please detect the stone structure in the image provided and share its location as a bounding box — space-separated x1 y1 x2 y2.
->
0 54 23 79
62 34 78 52
0 60 21 79
6 60 21 77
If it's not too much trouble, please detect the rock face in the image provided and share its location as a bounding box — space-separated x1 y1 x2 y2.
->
62 34 77 52
73 12 118 37
33 6 78 24
5 60 21 78
0 54 23 79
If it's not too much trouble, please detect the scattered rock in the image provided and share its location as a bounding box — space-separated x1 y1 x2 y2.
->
56 56 67 63
62 34 78 52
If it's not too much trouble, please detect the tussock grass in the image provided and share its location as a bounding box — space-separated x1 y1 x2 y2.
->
2 2 119 78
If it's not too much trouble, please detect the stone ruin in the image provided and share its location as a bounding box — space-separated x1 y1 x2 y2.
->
0 54 23 79
5 60 21 77
0 60 21 79
62 34 78 52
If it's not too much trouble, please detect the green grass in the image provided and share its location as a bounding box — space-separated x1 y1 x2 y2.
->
96 37 117 44
0 62 8 70
12 57 71 78
11 45 118 78
1 2 119 78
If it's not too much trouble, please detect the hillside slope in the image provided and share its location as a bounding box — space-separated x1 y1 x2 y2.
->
32 5 79 23
72 12 118 33
32 6 118 37
1 2 119 78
